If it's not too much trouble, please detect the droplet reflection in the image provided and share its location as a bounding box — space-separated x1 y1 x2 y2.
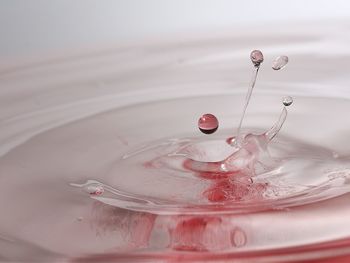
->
198 114 219 134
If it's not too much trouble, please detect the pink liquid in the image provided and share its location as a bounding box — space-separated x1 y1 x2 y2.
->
1 26 350 262
198 113 219 134
67 94 350 262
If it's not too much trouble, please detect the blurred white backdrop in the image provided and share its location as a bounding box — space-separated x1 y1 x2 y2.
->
1 0 350 67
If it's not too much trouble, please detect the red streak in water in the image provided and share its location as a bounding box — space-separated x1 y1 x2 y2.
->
170 217 222 251
183 158 266 202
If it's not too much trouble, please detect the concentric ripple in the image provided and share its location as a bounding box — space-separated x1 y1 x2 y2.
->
68 95 350 215
1 22 350 261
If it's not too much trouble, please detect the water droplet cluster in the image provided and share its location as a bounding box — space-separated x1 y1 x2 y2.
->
197 51 292 137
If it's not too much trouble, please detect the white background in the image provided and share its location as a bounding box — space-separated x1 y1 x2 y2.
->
1 0 350 66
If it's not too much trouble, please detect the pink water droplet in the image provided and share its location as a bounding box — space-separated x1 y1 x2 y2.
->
250 50 264 66
198 114 219 134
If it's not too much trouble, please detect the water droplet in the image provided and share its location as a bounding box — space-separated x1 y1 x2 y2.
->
198 114 218 134
272 55 289 70
230 227 246 247
83 183 104 195
282 96 293 107
250 50 264 66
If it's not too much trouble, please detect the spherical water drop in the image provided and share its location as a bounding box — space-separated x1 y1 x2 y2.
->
250 50 264 66
198 114 219 134
272 55 289 70
282 96 293 106
83 183 104 195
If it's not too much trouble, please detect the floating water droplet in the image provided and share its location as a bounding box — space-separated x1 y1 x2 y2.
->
83 183 104 195
282 96 293 106
198 114 218 134
272 55 289 70
250 50 264 66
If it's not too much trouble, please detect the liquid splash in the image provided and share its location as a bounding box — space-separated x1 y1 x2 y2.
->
68 50 350 262
99 51 295 209
2 25 350 262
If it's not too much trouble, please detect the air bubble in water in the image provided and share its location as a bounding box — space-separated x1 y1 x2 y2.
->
282 96 293 106
198 114 219 134
272 55 289 70
230 227 247 247
83 183 104 195
250 50 264 66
